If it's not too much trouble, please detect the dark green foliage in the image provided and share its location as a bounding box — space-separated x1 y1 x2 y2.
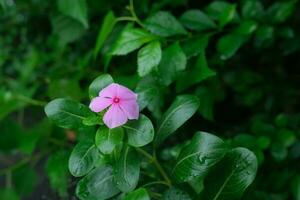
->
1 0 300 199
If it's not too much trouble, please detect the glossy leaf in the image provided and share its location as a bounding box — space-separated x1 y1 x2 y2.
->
114 145 140 192
162 187 192 200
89 74 114 99
57 0 88 28
137 41 162 77
180 10 216 31
111 26 156 55
68 140 99 177
234 20 258 35
95 126 124 154
94 11 116 59
173 132 228 182
217 33 246 60
144 11 187 37
158 42 187 86
201 148 258 200
124 114 154 147
155 95 200 146
123 188 150 200
45 98 92 130
76 165 120 200
176 52 215 92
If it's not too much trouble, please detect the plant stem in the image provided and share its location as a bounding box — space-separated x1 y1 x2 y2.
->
142 180 169 188
136 147 172 186
0 157 30 176
15 94 47 106
128 0 144 27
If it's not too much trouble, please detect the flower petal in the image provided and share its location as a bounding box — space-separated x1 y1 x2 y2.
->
103 104 128 128
119 99 139 120
89 97 112 113
118 84 137 100
99 83 119 98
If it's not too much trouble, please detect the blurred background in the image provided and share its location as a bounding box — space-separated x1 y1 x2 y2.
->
0 0 300 199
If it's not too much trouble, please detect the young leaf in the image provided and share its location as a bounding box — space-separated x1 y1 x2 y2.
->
176 52 216 92
95 126 124 154
123 188 150 200
124 115 154 147
155 95 200 146
76 165 120 200
111 26 156 55
144 11 187 37
94 11 116 59
57 0 88 28
158 42 187 86
201 147 258 200
46 151 70 198
138 41 162 77
162 187 192 200
172 132 228 182
180 10 216 31
89 74 114 99
68 140 99 177
45 98 93 130
217 33 246 60
114 145 140 192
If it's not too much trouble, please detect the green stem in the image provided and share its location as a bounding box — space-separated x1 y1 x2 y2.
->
142 181 169 188
15 94 47 106
0 158 30 176
136 148 172 186
116 16 136 22
128 0 144 27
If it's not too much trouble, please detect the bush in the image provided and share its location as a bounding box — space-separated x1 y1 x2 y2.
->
0 0 300 199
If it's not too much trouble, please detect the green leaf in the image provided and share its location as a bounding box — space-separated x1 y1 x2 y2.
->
217 33 246 60
95 126 124 154
172 132 228 182
135 76 163 112
138 41 162 77
46 151 70 198
68 140 99 177
180 10 216 31
124 115 154 147
241 0 264 19
234 20 258 35
48 79 84 100
112 26 156 55
292 175 300 200
155 95 200 146
181 35 209 58
57 0 88 28
76 165 120 200
267 1 296 24
12 165 38 196
158 42 187 86
205 1 237 27
201 147 258 200
94 11 116 59
51 14 86 45
123 188 150 200
144 11 187 37
45 98 93 130
195 86 215 121
0 188 19 200
176 52 216 92
114 145 140 192
82 113 103 126
162 187 192 200
89 74 114 99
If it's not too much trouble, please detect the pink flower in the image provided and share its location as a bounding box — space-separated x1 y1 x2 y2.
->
89 83 139 128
